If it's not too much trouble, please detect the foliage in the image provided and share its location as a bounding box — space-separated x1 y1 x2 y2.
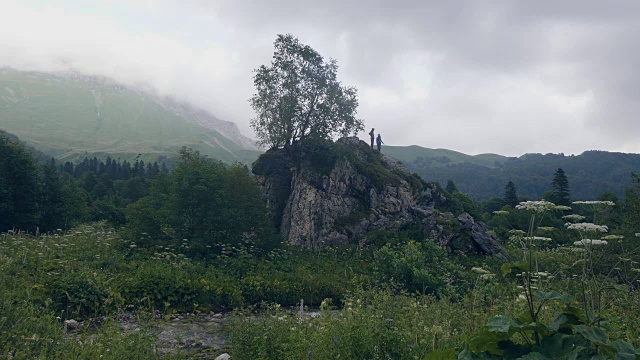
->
622 173 640 237
228 289 492 360
374 240 464 296
0 131 40 231
446 179 459 194
504 181 518 208
400 149 640 201
548 168 571 206
462 200 640 359
250 34 364 148
125 147 279 256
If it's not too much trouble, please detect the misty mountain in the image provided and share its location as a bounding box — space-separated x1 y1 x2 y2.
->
386 145 640 202
0 68 260 164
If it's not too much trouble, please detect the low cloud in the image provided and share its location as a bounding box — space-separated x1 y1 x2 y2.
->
1 0 638 156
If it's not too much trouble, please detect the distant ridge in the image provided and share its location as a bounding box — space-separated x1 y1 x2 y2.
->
0 68 260 164
384 145 512 168
386 145 640 201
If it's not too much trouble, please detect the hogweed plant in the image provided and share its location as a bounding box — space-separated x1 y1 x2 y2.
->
460 201 640 359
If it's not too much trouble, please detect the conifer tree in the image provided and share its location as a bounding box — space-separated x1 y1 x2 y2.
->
39 158 66 231
0 134 40 231
446 179 458 194
549 168 571 206
504 181 518 207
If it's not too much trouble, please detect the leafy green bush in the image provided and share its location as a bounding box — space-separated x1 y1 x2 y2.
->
49 272 109 319
121 260 243 312
374 240 464 296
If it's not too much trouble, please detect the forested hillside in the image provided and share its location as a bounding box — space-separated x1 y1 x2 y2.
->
387 145 640 201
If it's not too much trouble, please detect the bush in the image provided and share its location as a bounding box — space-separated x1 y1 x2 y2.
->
374 240 463 296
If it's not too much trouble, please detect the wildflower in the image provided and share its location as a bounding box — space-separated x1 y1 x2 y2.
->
602 235 624 240
516 201 559 213
566 223 608 232
562 214 585 223
538 227 555 232
533 272 549 277
471 267 491 274
572 200 615 206
493 210 510 215
526 236 552 242
573 239 608 246
480 273 495 280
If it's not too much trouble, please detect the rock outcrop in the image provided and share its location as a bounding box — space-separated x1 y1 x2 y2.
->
253 137 505 256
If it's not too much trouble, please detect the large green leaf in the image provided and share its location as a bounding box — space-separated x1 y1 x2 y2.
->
610 339 640 360
457 349 498 360
574 325 608 345
487 315 511 333
518 352 551 360
534 333 591 360
548 314 569 332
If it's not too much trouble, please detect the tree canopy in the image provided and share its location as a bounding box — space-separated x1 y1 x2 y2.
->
250 34 364 148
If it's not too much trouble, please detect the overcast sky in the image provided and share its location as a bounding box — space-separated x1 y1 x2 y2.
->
1 0 639 156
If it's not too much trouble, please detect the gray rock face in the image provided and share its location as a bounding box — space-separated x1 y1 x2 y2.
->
253 137 504 256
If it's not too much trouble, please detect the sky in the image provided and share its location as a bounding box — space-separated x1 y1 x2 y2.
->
1 0 638 156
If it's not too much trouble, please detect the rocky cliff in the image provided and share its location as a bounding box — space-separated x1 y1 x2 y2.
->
253 137 505 256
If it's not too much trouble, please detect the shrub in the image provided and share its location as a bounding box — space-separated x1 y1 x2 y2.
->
374 240 463 296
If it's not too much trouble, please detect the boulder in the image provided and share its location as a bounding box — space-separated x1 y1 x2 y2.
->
253 137 504 256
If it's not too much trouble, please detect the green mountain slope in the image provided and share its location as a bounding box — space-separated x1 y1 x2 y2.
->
386 145 640 201
384 145 509 168
0 68 260 164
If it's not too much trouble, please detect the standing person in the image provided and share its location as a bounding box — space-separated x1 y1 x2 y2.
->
376 134 384 152
369 128 375 149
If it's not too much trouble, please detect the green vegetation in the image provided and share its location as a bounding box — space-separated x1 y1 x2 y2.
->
384 145 508 168
0 69 260 164
250 34 363 148
3 127 640 358
388 145 640 201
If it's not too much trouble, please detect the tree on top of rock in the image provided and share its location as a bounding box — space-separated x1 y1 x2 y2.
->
250 34 364 148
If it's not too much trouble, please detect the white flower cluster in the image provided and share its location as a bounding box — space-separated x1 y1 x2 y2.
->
471 267 492 274
565 223 608 233
493 210 510 215
563 214 585 222
515 201 559 213
602 235 624 241
573 239 608 246
572 200 615 206
525 236 552 242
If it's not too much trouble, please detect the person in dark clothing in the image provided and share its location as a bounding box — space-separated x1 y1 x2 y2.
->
369 128 375 149
376 134 384 152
